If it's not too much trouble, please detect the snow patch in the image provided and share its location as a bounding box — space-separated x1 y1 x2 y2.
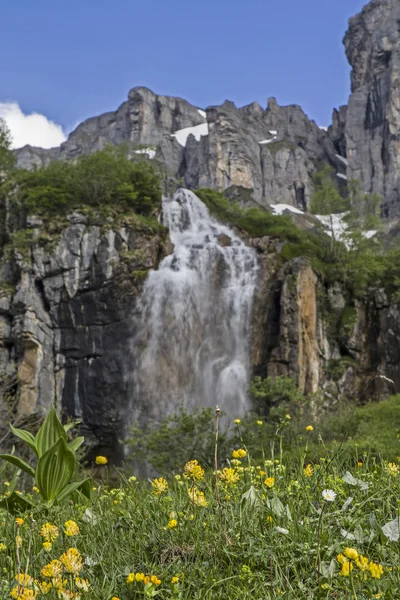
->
259 136 277 145
315 213 377 246
269 130 277 135
134 148 156 160
319 126 328 131
337 173 348 181
198 109 207 119
336 154 348 167
271 204 304 216
171 122 209 147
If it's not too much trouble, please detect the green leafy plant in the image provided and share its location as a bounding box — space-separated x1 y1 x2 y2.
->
0 406 90 512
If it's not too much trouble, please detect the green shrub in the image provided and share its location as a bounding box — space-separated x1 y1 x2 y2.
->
14 146 162 217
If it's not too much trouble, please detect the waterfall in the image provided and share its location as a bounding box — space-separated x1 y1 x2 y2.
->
132 189 259 422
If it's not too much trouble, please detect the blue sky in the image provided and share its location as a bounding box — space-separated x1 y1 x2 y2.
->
0 0 367 146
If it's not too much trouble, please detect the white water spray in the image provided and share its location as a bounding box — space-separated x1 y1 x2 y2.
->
132 189 258 422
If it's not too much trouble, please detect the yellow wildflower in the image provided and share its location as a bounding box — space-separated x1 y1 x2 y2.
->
369 562 384 579
40 523 59 543
219 467 239 485
171 576 179 584
144 576 150 585
15 573 33 587
340 562 353 576
337 554 347 565
64 520 79 537
387 462 399 476
303 464 314 477
32 486 40 493
183 459 205 481
285 414 291 420
135 573 145 582
95 456 108 465
36 581 52 594
306 425 314 431
42 542 52 552
266 515 273 523
232 449 247 459
167 519 178 529
264 477 275 488
152 477 168 496
126 573 135 584
59 547 83 574
111 598 121 600
256 420 263 426
15 517 24 527
0 543 6 552
234 419 241 424
10 588 37 599
355 555 369 571
357 461 363 468
41 559 63 578
150 575 161 585
188 487 208 507
344 547 359 561
259 470 266 477
74 577 90 591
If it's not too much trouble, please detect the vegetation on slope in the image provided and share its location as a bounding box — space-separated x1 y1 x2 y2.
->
1 405 400 598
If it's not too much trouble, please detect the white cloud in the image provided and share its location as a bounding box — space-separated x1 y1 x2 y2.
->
0 102 67 149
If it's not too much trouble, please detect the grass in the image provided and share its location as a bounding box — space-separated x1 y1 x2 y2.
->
2 412 400 599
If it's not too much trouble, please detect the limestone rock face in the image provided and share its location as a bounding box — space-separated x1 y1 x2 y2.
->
344 0 400 218
15 88 338 211
0 214 169 461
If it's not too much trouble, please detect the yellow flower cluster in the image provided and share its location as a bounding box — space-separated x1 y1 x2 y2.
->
152 477 168 496
232 449 247 459
183 459 205 481
264 477 275 488
126 572 161 585
40 522 59 552
303 464 314 477
337 548 384 579
306 425 314 431
10 548 89 599
15 518 24 528
167 519 178 529
187 487 208 507
59 547 84 574
386 462 399 476
219 467 240 485
95 455 108 465
64 520 80 537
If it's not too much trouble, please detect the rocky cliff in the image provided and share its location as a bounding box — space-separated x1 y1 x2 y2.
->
338 0 400 218
0 208 170 461
15 88 342 213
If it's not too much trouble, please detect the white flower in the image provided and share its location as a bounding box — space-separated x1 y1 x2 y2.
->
275 526 289 535
322 489 336 502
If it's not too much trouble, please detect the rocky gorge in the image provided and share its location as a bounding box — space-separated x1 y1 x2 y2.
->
1 0 400 459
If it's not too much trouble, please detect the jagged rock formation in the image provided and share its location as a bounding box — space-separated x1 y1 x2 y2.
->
250 249 399 401
15 89 341 212
339 0 400 218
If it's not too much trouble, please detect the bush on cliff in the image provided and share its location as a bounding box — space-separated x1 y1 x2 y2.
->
14 146 162 217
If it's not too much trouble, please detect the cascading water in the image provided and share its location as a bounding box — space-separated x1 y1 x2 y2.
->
132 189 258 422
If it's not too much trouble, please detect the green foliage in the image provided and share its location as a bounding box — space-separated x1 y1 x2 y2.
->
127 408 230 473
196 187 310 242
310 165 350 216
0 407 89 511
0 118 15 179
14 146 162 217
249 376 305 415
